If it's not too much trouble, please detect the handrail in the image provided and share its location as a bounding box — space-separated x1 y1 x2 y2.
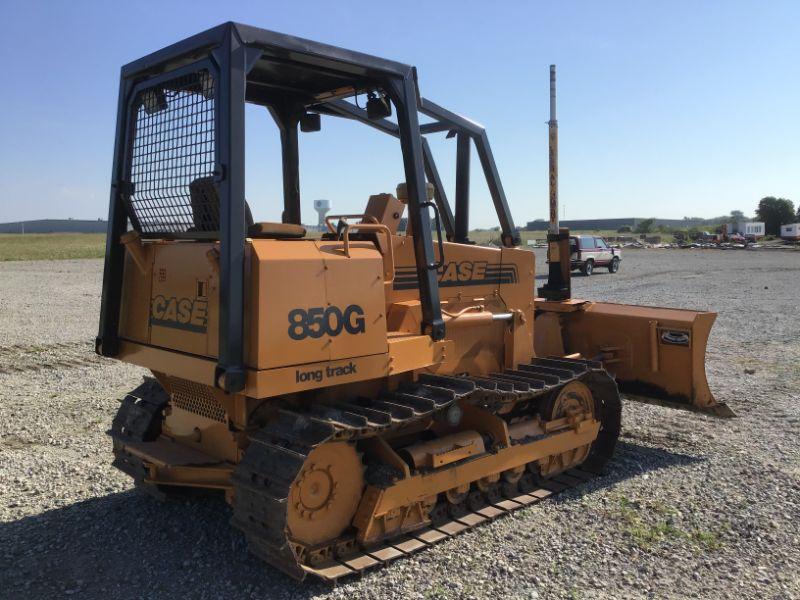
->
421 200 445 270
339 222 395 283
324 213 378 234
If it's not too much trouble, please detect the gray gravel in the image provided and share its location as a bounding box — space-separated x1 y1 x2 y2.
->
1 250 798 599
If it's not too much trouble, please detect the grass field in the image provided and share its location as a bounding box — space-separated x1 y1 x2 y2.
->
0 233 106 261
469 229 626 245
0 228 649 261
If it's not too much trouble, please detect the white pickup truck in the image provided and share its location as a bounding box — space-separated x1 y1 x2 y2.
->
569 235 621 276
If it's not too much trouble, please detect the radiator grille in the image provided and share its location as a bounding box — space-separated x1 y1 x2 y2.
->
126 69 218 236
169 377 226 422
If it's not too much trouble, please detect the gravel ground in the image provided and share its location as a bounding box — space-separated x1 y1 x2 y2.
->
1 250 798 600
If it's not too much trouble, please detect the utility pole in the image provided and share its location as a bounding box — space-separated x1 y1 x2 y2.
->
538 64 571 301
548 64 559 236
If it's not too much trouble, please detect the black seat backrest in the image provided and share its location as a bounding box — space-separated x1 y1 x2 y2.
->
188 177 254 233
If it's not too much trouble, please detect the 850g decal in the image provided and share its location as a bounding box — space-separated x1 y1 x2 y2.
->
288 304 365 340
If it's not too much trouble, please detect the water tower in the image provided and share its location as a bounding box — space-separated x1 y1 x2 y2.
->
313 199 330 228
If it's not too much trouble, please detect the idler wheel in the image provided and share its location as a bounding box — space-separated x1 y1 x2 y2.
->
535 381 596 478
287 441 364 547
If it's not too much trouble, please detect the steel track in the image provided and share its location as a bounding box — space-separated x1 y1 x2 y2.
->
230 357 620 581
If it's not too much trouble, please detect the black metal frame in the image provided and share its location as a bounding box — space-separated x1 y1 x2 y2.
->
97 22 519 392
316 98 521 247
419 99 520 248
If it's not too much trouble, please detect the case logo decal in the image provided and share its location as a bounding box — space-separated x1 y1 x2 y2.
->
393 261 518 290
150 295 208 333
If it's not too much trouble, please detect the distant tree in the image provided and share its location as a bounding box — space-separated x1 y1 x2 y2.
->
635 218 655 234
729 210 745 223
756 197 795 235
687 227 702 240
617 226 632 233
796 205 800 222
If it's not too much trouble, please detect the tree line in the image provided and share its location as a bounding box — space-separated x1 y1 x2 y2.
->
630 197 797 237
754 197 796 236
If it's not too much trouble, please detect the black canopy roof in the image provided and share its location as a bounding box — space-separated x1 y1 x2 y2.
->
122 22 416 106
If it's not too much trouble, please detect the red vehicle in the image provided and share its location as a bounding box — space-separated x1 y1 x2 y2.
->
570 235 621 276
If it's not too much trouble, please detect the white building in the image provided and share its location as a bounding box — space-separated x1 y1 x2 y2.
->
780 223 800 240
732 221 765 238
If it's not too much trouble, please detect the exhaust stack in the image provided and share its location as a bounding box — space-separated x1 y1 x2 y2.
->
538 64 571 301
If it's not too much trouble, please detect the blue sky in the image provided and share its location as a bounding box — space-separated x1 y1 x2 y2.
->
1 1 798 227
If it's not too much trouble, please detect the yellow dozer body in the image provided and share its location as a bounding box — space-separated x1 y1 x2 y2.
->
98 23 730 582
110 209 728 579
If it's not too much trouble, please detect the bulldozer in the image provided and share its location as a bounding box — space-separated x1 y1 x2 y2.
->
97 22 732 581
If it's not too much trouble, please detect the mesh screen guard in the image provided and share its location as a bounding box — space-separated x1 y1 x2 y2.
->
126 69 219 236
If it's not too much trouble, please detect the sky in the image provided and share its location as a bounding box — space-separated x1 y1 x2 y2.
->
0 0 798 228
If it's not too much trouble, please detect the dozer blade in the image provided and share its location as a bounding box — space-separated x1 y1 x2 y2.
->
556 302 734 417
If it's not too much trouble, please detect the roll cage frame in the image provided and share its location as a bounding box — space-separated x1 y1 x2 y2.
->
97 22 519 393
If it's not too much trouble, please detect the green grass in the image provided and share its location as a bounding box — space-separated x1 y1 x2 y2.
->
423 584 449 599
0 226 673 263
469 229 651 245
0 233 106 261
614 495 726 551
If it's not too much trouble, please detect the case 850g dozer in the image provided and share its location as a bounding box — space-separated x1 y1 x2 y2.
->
97 23 732 581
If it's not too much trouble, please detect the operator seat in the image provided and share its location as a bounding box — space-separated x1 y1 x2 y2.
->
188 177 305 239
248 221 306 239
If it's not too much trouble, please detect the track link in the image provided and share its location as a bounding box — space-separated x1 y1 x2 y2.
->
302 466 598 581
231 357 620 581
108 377 171 498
